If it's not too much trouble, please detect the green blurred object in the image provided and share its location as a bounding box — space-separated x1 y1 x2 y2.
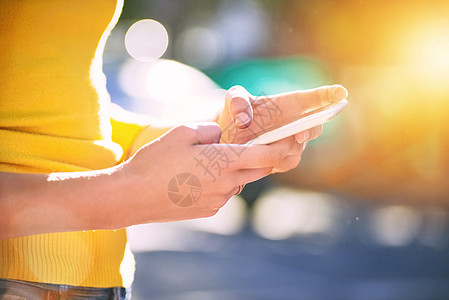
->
206 56 343 141
206 56 333 96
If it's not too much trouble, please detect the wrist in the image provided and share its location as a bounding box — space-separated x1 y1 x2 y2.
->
93 163 139 229
107 160 159 228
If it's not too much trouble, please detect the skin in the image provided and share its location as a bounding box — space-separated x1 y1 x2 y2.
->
0 84 347 240
217 84 348 172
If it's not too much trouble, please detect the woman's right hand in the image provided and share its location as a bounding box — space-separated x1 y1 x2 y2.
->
0 122 296 239
118 122 296 225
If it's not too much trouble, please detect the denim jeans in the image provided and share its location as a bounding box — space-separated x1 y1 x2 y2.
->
0 279 130 300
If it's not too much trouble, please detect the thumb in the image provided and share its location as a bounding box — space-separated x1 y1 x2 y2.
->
226 85 254 129
169 122 222 145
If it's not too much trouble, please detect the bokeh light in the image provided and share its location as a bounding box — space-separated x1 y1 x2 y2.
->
181 195 248 236
418 207 448 249
117 58 225 122
118 59 154 99
369 205 421 247
176 27 224 68
145 59 217 103
252 188 339 240
125 19 168 62
214 0 268 59
127 196 247 252
401 20 449 88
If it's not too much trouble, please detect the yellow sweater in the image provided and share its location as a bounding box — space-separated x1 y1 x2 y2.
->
0 0 164 287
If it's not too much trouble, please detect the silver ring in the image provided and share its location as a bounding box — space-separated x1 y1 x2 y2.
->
235 184 245 195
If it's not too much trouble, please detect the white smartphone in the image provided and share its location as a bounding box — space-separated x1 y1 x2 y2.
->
247 99 348 145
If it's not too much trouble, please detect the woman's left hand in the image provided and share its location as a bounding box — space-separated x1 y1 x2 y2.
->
216 84 348 173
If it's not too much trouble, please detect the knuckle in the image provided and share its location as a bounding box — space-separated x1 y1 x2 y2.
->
226 85 247 101
229 85 243 92
173 124 195 136
208 122 223 135
226 86 240 98
198 121 222 136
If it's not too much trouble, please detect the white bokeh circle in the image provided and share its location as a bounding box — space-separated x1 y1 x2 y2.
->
125 19 169 62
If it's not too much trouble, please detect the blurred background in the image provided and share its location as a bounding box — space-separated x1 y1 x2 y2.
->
103 0 449 299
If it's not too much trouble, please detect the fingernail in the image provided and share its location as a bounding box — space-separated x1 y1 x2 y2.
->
329 85 348 103
235 112 251 128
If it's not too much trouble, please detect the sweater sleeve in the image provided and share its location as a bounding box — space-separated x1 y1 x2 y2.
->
110 104 171 161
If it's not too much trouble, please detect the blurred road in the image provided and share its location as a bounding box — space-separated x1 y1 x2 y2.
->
128 195 449 300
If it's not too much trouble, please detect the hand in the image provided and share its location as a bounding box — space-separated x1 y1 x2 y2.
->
216 85 348 173
120 122 296 224
0 122 298 238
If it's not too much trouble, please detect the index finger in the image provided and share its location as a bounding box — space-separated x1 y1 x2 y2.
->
257 84 348 114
